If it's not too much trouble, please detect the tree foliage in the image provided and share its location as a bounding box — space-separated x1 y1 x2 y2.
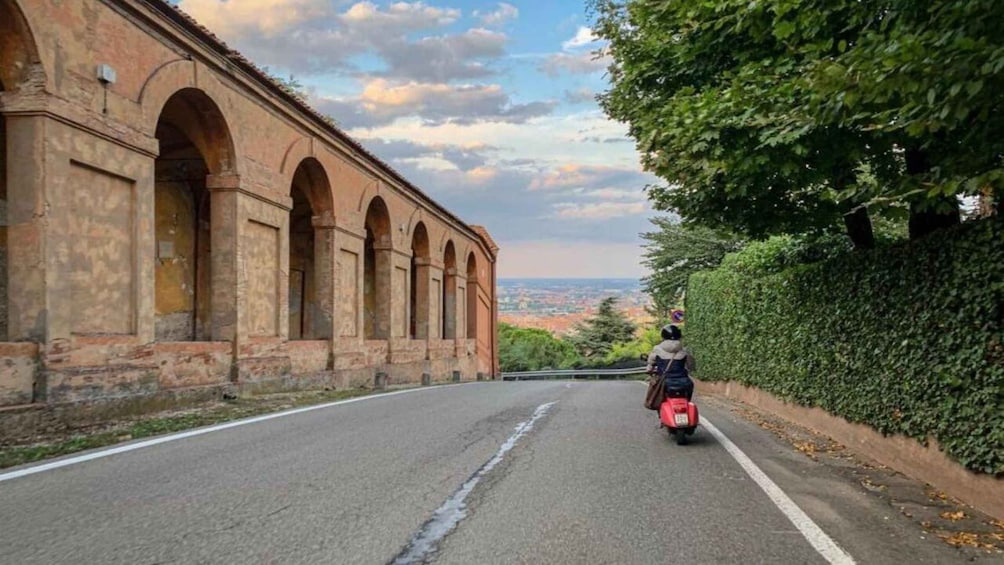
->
567 297 637 361
498 323 582 372
641 217 744 312
591 0 1003 241
603 325 663 367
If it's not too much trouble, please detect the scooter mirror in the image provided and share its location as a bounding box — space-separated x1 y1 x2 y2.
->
639 354 647 361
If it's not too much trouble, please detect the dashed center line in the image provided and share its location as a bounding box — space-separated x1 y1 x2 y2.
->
390 401 558 565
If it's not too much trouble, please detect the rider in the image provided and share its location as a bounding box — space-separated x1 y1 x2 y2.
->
646 324 696 400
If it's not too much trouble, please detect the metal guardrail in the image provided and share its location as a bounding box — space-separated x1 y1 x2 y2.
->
501 366 648 381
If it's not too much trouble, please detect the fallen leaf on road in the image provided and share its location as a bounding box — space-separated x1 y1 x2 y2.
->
940 511 966 522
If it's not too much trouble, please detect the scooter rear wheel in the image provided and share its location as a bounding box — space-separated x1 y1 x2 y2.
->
676 429 687 445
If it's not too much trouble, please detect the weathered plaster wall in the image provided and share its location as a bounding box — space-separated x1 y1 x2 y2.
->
63 162 135 335
0 342 35 405
245 220 280 337
0 114 7 342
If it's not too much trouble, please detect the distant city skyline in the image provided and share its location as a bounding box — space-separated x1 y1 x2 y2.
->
498 278 651 335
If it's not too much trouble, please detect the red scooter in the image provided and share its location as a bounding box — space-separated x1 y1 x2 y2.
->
659 383 699 445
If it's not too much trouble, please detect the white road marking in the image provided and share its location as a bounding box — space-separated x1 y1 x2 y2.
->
701 419 856 564
0 383 479 484
633 382 854 564
391 401 558 564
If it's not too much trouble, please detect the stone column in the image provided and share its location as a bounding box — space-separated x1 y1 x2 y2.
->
3 113 48 343
206 174 240 345
428 262 443 341
455 273 467 358
443 267 458 340
371 237 393 340
413 257 432 339
467 273 479 356
312 213 336 340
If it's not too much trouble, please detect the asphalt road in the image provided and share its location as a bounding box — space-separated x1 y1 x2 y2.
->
0 381 982 564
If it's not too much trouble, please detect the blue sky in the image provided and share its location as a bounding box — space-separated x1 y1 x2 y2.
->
175 0 659 278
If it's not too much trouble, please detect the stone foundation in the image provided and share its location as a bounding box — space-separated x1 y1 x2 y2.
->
0 338 483 429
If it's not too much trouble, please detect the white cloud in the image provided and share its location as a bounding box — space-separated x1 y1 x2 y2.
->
376 28 508 82
564 87 596 104
178 1 482 80
562 26 599 51
475 3 519 27
540 51 610 77
582 188 647 201
354 110 649 170
553 201 647 219
529 164 647 191
315 79 556 128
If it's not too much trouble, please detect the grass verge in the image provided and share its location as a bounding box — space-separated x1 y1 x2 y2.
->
0 387 390 470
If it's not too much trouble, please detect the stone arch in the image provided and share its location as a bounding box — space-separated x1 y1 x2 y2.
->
140 61 242 176
153 89 237 341
410 222 430 339
0 0 43 92
364 196 392 339
466 252 479 342
288 157 334 340
442 240 457 340
154 88 236 175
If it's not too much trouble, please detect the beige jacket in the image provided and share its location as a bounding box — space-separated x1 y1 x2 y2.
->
646 339 696 374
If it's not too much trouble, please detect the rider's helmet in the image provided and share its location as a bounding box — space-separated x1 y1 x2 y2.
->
661 324 682 341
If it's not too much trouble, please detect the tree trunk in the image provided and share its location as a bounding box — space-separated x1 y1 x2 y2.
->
843 206 875 249
905 147 960 240
830 165 875 249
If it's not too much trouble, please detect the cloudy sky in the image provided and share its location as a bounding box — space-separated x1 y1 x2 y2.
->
174 0 659 278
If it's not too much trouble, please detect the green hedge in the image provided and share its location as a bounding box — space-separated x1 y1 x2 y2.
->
686 217 1004 474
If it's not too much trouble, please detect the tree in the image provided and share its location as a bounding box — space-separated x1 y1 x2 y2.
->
806 1 1004 239
592 0 1003 244
567 297 637 362
641 217 744 313
591 0 895 247
498 323 581 372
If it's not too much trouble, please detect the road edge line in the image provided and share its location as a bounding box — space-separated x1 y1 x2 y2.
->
0 382 480 483
701 418 856 565
631 381 854 564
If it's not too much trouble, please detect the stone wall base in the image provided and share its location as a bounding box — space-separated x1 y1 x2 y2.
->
0 341 482 441
696 378 1004 521
0 383 229 443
